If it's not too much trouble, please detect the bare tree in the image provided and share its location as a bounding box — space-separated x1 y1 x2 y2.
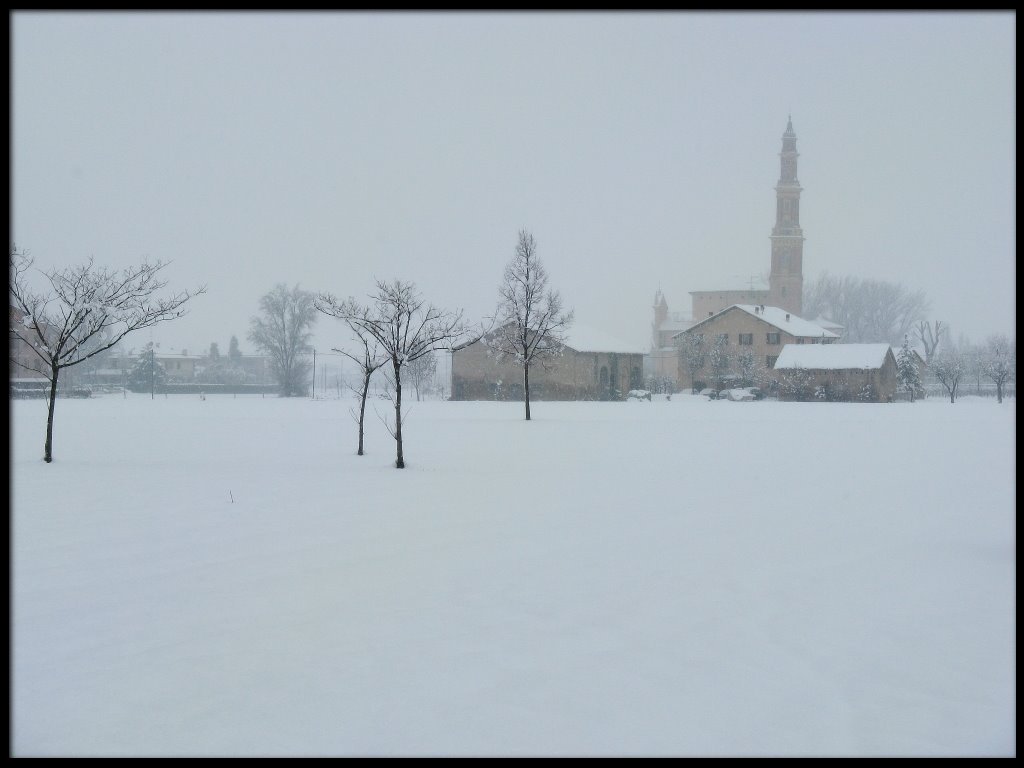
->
487 230 574 420
315 294 389 456
708 334 732 390
330 280 468 468
914 320 945 364
982 334 1015 404
803 272 930 344
932 350 966 403
9 246 204 463
678 332 707 393
405 350 437 401
248 284 317 397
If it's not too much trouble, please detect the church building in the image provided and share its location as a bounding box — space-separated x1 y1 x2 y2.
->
647 118 809 386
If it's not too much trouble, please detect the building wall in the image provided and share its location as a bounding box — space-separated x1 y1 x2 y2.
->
690 290 769 323
158 356 198 379
777 355 898 402
451 339 643 401
675 308 829 391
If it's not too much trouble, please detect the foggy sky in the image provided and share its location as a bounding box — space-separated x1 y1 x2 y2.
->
11 11 1015 357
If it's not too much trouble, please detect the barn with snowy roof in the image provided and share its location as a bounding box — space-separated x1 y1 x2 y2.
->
773 343 898 402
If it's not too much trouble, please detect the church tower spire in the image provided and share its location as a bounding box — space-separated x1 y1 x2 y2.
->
769 116 804 315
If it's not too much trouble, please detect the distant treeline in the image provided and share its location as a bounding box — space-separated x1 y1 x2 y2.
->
125 383 279 395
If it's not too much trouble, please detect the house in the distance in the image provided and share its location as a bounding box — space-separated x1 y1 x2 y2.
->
450 324 645 402
774 343 898 402
672 304 838 392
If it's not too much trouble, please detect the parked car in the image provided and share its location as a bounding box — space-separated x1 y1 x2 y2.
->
699 388 718 400
720 388 756 401
743 387 765 400
627 389 652 401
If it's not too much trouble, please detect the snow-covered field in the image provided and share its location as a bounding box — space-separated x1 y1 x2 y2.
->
10 392 1016 757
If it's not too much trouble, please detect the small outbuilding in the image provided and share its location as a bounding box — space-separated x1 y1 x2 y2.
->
773 343 898 402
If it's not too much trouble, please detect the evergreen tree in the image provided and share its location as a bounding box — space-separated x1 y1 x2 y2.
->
896 335 922 402
128 343 167 389
229 335 242 363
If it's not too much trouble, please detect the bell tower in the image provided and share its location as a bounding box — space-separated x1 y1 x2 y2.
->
769 116 804 316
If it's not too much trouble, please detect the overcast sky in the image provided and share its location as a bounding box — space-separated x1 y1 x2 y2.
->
11 11 1015 357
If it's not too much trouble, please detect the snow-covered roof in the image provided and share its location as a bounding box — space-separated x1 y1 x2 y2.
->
889 345 928 365
733 305 839 337
565 324 644 354
774 343 893 370
455 323 644 355
673 305 838 340
811 315 844 333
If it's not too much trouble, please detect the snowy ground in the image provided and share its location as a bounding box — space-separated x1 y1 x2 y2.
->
10 392 1016 757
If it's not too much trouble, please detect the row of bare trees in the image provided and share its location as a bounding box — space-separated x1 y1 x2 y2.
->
310 229 573 468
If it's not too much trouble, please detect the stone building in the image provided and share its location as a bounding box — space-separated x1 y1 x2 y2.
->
673 304 837 392
774 343 898 403
451 324 644 402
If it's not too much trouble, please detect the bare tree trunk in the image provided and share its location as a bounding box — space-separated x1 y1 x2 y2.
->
524 361 531 421
44 367 59 463
357 371 371 456
394 365 405 468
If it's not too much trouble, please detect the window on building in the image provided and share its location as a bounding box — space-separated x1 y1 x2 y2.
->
766 355 778 369
717 333 728 344
796 338 805 345
767 333 781 345
739 333 753 346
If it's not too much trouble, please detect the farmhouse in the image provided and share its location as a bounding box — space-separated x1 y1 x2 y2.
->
672 304 838 392
774 343 898 402
450 324 645 402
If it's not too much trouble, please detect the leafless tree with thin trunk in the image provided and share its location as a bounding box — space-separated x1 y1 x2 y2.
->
914 320 945 364
932 350 966 403
677 332 707 393
9 245 204 463
982 334 1015 404
315 294 389 456
326 280 468 468
487 230 573 420
405 351 437 402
